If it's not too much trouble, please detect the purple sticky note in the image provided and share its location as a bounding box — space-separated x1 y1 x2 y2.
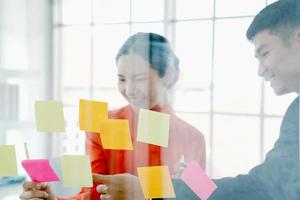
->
22 159 60 183
181 161 217 200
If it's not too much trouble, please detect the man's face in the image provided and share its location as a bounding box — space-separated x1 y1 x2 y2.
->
117 54 167 111
253 29 300 95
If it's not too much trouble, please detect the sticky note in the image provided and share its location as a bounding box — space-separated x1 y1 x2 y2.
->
181 161 217 200
99 119 133 150
137 109 170 147
35 101 65 132
137 166 175 199
0 145 18 176
60 155 93 187
79 99 108 133
21 159 60 183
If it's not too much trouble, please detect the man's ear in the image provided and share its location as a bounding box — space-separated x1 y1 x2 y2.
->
162 66 178 88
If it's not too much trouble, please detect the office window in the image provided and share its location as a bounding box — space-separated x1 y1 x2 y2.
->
0 1 52 198
214 18 261 114
213 115 260 178
0 0 52 160
54 0 296 178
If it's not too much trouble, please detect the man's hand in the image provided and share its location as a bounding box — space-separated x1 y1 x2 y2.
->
19 181 56 200
93 173 145 200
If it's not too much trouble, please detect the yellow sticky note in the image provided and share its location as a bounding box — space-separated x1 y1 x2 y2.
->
0 145 18 176
137 166 175 199
35 101 65 132
137 109 170 147
79 99 108 133
99 119 133 150
60 155 93 187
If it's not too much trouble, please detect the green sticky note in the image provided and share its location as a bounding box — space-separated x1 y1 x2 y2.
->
35 101 65 132
60 155 93 187
0 145 18 176
137 109 170 147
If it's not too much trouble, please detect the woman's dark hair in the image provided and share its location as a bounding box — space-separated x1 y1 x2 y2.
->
116 32 180 87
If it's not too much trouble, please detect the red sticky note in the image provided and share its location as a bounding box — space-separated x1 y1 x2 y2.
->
181 161 217 200
22 159 60 183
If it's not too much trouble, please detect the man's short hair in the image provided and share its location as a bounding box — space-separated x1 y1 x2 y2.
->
246 0 300 42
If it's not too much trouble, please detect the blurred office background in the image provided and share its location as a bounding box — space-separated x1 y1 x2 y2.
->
0 0 296 198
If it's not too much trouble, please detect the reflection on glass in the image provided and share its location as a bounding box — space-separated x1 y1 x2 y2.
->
213 115 260 178
61 27 91 87
216 0 265 17
176 21 213 88
214 18 260 113
176 0 213 19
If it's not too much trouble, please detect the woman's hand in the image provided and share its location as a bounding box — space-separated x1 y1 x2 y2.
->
92 173 144 200
19 181 56 200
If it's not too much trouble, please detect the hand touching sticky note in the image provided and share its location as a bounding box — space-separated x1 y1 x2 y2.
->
137 109 170 147
79 99 108 133
137 166 175 199
22 159 60 183
35 101 65 132
60 155 93 187
0 145 18 176
181 161 217 200
99 119 133 150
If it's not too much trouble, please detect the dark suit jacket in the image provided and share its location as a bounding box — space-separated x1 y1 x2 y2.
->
173 97 300 200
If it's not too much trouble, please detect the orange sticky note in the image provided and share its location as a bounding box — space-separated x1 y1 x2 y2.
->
79 99 108 133
137 166 175 199
99 119 133 150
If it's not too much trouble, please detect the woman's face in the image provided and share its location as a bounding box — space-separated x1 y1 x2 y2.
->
117 54 167 111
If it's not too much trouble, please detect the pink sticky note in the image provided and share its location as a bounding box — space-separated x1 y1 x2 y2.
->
22 159 60 183
181 161 217 200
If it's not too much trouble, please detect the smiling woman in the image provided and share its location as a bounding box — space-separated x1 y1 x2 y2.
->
117 55 165 111
116 32 179 112
19 32 207 200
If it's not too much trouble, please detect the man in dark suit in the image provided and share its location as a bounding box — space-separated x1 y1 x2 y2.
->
172 0 300 199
